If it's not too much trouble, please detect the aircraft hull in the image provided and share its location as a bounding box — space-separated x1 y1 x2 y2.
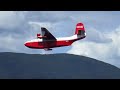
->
24 22 86 50
24 40 75 49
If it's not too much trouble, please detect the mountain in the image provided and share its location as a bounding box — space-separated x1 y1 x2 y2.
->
0 52 120 79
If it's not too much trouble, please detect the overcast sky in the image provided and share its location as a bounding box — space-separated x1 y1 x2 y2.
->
0 11 120 68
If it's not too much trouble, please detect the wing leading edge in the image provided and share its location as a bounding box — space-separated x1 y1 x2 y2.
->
41 27 56 41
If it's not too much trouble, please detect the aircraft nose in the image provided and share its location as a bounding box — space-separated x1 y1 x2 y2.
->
24 42 30 47
24 42 27 47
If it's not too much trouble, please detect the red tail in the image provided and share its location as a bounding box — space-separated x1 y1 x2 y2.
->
75 23 85 35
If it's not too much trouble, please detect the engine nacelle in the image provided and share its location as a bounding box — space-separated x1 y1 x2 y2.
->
37 34 47 39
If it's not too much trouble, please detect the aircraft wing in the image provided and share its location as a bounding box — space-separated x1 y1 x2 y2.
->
41 27 56 41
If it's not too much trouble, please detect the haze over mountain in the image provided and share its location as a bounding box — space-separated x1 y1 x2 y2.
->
0 52 120 79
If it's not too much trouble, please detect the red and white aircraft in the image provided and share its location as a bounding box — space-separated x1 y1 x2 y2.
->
24 23 86 51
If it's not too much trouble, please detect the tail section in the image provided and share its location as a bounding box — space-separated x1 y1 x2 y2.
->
75 23 85 36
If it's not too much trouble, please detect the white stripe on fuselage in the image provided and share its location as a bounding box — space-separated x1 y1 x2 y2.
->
25 35 80 43
57 35 78 41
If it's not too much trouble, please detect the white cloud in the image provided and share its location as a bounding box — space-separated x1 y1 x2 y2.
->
0 34 20 51
28 21 53 29
67 41 112 61
1 11 120 68
26 11 72 23
85 27 112 43
0 11 26 29
28 21 57 38
0 32 40 54
67 26 120 68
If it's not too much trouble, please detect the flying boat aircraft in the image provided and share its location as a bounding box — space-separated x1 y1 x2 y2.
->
24 23 86 51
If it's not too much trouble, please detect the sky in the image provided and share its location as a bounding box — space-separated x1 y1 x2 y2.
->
0 11 120 68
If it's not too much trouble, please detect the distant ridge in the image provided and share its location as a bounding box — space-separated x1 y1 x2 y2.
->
0 52 120 79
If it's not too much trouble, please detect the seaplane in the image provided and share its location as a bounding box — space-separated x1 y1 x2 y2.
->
24 22 86 51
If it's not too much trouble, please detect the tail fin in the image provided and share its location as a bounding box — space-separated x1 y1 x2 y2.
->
75 23 85 36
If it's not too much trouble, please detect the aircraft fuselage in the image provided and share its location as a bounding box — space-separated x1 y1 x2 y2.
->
24 22 86 50
24 35 86 49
